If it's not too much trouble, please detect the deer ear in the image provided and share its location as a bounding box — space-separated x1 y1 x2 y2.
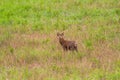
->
61 32 64 36
57 32 59 36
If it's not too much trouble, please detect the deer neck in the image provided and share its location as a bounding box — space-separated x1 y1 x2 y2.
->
59 38 65 45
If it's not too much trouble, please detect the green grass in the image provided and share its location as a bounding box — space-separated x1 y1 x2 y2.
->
0 0 120 80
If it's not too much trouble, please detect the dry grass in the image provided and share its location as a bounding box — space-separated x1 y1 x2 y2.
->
0 25 120 79
0 0 120 79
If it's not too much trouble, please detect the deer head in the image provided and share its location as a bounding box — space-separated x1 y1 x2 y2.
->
57 32 64 39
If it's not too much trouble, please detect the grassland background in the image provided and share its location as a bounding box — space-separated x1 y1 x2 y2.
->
0 0 120 80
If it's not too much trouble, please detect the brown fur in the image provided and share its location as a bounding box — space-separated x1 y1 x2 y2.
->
57 32 78 52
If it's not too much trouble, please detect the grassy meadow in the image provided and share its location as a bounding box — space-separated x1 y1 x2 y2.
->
0 0 120 80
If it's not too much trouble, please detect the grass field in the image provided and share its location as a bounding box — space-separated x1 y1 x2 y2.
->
0 0 120 80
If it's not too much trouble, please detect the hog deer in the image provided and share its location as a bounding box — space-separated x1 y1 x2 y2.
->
57 32 78 52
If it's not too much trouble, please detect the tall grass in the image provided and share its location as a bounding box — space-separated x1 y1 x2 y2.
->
0 0 120 80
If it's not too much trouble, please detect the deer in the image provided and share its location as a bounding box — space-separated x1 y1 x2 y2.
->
57 32 78 52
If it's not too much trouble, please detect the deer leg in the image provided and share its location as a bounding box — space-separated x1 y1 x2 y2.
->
74 46 78 52
63 47 66 51
75 48 78 52
63 46 67 51
69 45 73 50
66 46 69 51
